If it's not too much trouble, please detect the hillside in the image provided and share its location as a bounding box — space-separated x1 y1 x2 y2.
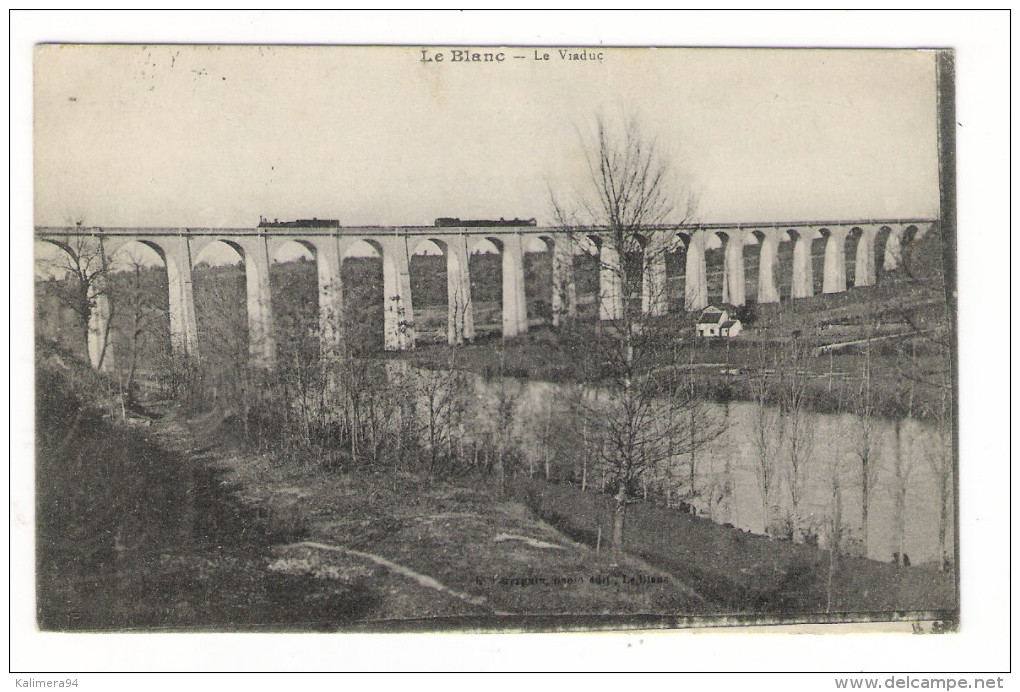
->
34 344 954 630
404 225 952 421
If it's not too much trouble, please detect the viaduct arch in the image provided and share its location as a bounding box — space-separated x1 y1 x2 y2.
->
35 219 934 370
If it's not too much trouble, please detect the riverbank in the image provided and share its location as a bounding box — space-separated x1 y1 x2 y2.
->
511 478 955 616
397 228 952 422
36 349 704 629
395 319 950 422
35 347 955 630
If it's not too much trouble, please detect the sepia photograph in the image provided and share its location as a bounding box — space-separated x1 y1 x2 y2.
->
11 10 1010 677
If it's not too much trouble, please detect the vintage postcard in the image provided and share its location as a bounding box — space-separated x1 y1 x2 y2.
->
16 17 1007 672
29 42 958 630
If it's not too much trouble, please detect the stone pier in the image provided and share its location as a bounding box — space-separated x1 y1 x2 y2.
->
499 233 529 338
598 240 624 321
641 231 669 317
444 234 475 344
790 230 814 299
822 228 849 294
683 231 708 312
854 226 878 287
550 233 577 326
35 218 934 369
721 230 747 307
756 229 781 304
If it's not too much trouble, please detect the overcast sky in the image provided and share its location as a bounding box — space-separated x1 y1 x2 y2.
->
35 45 939 229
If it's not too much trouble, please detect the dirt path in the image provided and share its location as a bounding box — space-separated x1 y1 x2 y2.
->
287 540 496 611
143 404 708 625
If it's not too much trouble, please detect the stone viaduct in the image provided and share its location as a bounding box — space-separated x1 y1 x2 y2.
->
34 218 934 370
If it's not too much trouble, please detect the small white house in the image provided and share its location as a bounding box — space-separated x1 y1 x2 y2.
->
720 319 742 337
696 306 742 338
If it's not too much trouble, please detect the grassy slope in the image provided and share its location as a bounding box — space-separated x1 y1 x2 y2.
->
36 346 708 630
35 344 954 631
36 343 381 631
177 411 707 625
514 479 955 618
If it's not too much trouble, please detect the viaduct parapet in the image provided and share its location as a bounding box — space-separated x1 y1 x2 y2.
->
35 219 935 370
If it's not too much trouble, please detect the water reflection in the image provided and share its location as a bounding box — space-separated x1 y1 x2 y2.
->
469 377 954 566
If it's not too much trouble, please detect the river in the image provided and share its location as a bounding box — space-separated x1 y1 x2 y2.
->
466 375 954 567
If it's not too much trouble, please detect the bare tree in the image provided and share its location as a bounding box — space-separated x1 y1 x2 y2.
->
878 227 953 567
268 257 323 451
108 250 170 409
880 344 922 566
411 355 473 483
549 115 721 559
749 336 785 536
821 453 849 613
887 419 915 567
854 332 881 558
541 393 553 480
889 335 955 572
188 261 260 439
575 354 724 560
522 383 573 484
680 342 727 509
782 335 816 541
42 231 116 370
548 383 603 493
482 374 522 494
360 363 407 466
867 221 955 568
552 115 696 328
925 369 954 572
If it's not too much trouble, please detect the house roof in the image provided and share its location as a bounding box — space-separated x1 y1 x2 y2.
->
699 312 725 324
721 320 737 329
